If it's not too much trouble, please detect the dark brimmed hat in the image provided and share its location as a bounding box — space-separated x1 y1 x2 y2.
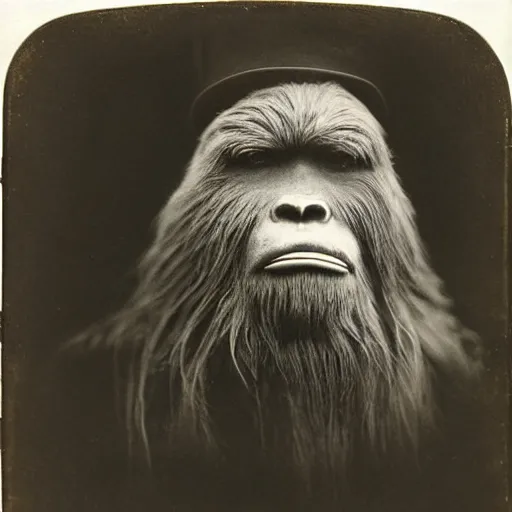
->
190 22 388 133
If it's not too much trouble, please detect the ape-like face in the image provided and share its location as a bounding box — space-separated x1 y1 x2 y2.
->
81 82 477 485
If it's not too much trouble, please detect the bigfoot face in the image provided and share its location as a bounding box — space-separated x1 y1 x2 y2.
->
82 82 477 484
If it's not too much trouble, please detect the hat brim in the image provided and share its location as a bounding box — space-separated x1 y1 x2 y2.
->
190 66 388 135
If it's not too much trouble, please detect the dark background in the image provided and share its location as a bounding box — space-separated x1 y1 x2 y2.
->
2 3 510 511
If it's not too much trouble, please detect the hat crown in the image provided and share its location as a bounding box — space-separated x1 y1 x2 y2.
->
191 20 387 134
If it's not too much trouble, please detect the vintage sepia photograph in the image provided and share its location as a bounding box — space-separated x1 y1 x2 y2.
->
2 1 511 511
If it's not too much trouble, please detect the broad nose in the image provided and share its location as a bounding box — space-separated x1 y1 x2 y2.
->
271 195 331 223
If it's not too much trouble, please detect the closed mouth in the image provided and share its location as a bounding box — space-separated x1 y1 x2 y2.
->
263 250 353 275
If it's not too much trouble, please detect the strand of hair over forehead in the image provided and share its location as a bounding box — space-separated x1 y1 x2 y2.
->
206 82 390 167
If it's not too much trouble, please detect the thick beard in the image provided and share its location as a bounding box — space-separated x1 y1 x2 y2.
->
233 272 393 479
70 174 478 494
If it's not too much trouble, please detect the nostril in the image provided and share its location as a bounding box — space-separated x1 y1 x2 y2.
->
303 203 329 222
271 197 332 223
274 203 302 222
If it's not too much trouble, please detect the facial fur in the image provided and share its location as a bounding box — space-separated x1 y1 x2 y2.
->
74 82 479 487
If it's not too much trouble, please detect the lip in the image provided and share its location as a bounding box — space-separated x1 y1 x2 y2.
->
260 245 354 275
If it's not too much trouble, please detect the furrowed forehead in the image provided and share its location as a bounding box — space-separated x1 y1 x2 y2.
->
194 82 389 166
201 82 384 147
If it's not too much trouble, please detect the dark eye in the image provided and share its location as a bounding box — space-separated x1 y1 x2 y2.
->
225 149 277 170
308 147 370 173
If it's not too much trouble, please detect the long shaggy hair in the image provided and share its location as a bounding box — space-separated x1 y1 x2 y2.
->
73 82 479 490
